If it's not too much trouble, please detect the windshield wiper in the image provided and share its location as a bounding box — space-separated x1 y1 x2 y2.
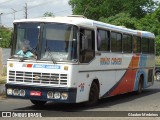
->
45 47 56 64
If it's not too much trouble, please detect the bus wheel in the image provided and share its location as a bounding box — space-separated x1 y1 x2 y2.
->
136 77 143 94
155 72 160 81
30 100 47 106
85 82 99 106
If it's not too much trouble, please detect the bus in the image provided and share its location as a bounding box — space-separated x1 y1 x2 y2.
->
5 15 155 106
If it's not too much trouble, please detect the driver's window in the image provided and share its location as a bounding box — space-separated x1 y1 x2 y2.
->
80 28 95 63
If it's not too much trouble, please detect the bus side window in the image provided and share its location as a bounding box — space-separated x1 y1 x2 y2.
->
149 39 155 54
133 36 141 53
80 28 95 63
111 32 122 52
97 29 110 51
123 34 132 53
142 37 149 53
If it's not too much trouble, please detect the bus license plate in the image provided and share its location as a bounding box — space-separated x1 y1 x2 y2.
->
30 91 42 96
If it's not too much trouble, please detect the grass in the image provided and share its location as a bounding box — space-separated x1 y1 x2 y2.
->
0 93 6 99
0 67 7 84
0 76 6 84
156 56 160 66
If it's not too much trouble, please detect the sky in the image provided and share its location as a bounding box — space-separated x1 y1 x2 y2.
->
0 0 72 27
0 0 160 28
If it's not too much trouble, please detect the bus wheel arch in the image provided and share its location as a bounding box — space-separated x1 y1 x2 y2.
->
85 79 100 106
136 74 144 94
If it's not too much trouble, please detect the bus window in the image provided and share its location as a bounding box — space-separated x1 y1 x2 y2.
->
111 32 122 52
149 39 155 54
80 28 95 63
123 34 132 53
142 37 149 53
97 29 110 51
133 36 141 53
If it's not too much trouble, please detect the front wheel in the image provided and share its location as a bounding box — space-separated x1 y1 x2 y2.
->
30 100 47 106
85 82 99 106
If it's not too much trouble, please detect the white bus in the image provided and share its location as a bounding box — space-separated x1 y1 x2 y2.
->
6 16 155 106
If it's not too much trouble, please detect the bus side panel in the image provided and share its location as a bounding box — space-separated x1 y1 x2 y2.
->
103 55 139 96
134 54 154 91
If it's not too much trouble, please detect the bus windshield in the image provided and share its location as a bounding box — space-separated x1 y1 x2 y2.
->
11 22 78 62
40 23 77 62
12 23 40 59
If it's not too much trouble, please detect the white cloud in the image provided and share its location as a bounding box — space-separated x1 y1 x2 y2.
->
0 0 72 27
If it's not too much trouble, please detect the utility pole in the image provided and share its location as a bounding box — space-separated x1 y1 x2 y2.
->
24 3 28 19
0 13 3 27
0 13 3 76
0 13 3 40
11 8 17 20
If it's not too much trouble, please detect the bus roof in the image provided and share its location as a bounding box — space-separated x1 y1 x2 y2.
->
13 16 155 39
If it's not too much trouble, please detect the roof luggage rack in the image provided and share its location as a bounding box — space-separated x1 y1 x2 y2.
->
67 15 87 18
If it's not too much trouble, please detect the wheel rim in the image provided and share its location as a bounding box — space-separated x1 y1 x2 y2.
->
156 73 160 81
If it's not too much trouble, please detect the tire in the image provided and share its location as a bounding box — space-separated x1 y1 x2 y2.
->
30 100 47 106
136 77 143 95
155 72 160 81
85 82 99 106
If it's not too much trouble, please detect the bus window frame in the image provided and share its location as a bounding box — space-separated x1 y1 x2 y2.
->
132 35 141 54
122 33 132 53
97 28 110 52
79 27 95 63
110 31 122 53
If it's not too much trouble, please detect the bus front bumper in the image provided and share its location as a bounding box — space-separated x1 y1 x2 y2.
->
5 83 77 103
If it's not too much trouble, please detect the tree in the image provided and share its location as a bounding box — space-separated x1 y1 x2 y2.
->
99 13 137 29
69 0 160 55
0 26 12 48
69 0 157 20
43 12 54 17
136 4 160 55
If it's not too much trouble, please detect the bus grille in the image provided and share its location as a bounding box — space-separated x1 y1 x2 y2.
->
8 71 68 85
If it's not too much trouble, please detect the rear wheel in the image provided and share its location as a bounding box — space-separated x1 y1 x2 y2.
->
155 72 160 81
30 100 47 106
136 77 143 94
85 82 99 106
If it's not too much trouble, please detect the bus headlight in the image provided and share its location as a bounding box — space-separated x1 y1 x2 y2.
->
61 93 68 100
47 91 54 99
54 92 61 99
7 88 13 95
13 89 19 96
19 90 25 96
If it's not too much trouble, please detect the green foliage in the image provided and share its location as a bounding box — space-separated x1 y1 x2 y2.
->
99 13 138 29
0 27 12 48
135 4 160 55
69 0 160 55
43 12 54 17
69 0 157 20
